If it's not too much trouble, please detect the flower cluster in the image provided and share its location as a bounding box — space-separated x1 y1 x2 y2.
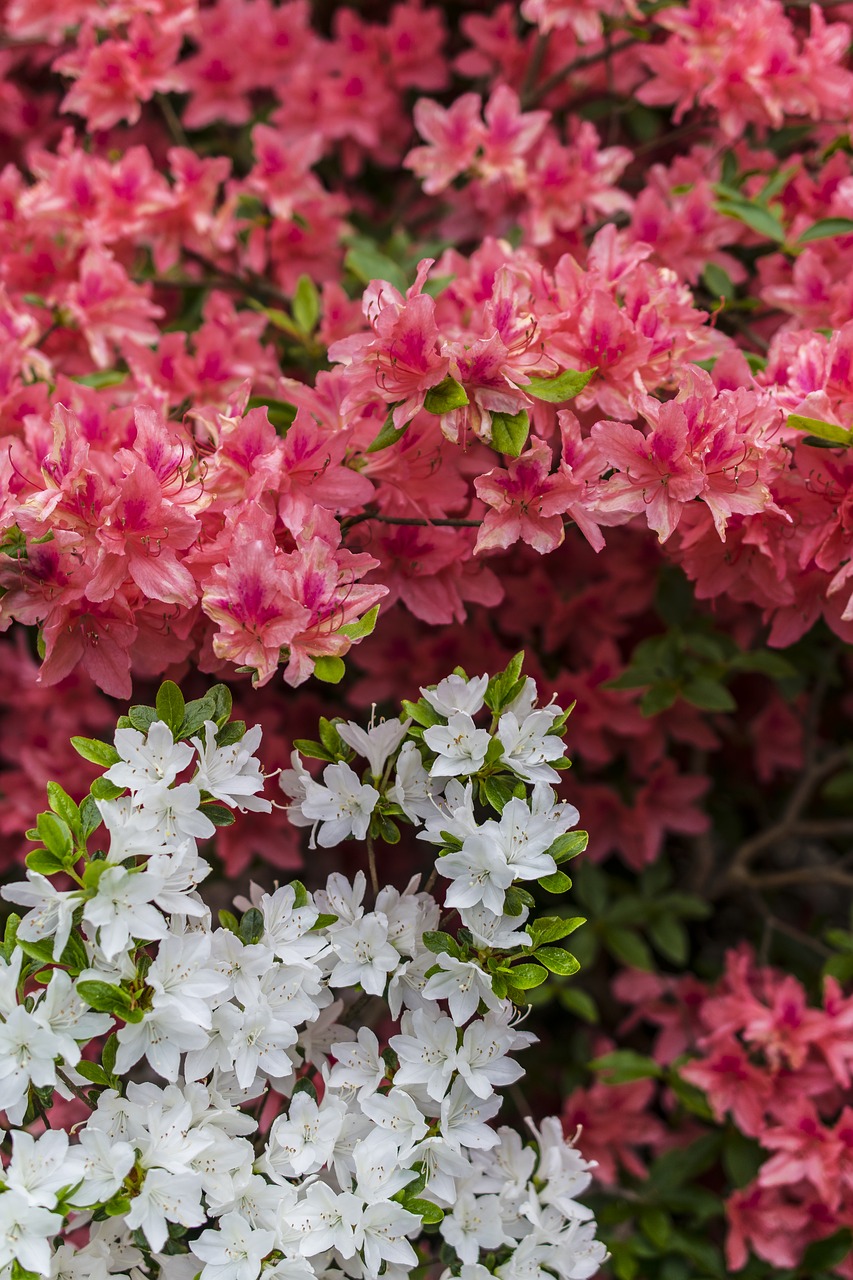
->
0 663 606 1280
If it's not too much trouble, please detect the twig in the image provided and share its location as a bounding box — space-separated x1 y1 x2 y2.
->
156 92 189 149
183 248 290 306
525 35 637 107
520 33 550 105
737 866 853 892
343 512 484 531
57 1067 96 1110
366 833 379 897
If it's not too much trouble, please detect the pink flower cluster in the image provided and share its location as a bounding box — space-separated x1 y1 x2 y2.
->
604 953 853 1272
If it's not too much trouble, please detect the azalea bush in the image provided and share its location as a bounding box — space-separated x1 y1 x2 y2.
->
0 667 607 1280
2 0 853 1277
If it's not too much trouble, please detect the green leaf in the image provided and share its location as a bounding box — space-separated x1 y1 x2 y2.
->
401 698 443 728
701 263 735 301
47 783 80 831
423 375 469 415
509 963 548 990
797 217 853 243
72 369 127 389
76 1061 111 1087
715 197 785 242
602 926 655 970
667 1073 715 1121
240 908 265 946
345 242 409 295
592 1049 662 1084
339 604 381 641
525 367 597 403
558 986 598 1023
366 408 408 453
202 802 235 827
291 879 310 908
36 812 73 862
722 1131 764 1188
681 677 736 712
547 830 589 864
787 412 853 446
292 274 320 333
178 696 217 740
219 909 239 933
539 870 572 893
76 980 132 1017
216 721 247 748
71 737 120 768
802 1228 852 1271
25 849 67 876
246 396 297 433
207 684 233 728
127 704 157 733
640 1207 672 1250
89 777 125 801
535 946 580 975
404 1197 444 1225
648 1133 723 1193
640 682 679 716
647 915 689 965
292 738 336 762
155 681 185 735
481 775 516 813
491 409 530 457
529 915 586 946
422 931 461 958
313 655 346 684
102 1032 118 1076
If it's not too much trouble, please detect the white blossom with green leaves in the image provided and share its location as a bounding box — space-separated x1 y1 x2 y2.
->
0 659 605 1280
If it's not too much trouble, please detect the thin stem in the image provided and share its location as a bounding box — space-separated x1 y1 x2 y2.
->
520 32 550 104
183 248 290 306
525 35 637 107
343 512 484 531
56 1067 96 1110
366 833 379 897
156 93 189 149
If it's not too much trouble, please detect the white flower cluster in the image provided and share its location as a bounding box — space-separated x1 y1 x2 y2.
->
0 668 605 1280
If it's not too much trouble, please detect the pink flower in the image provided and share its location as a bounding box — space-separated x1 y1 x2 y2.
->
405 94 483 194
474 437 572 556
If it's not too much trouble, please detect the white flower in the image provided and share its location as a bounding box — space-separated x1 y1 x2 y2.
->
327 1027 385 1099
4 1131 81 1208
35 968 112 1063
0 1007 62 1121
360 1087 429 1158
457 1014 525 1100
422 953 505 1024
440 1079 501 1153
424 713 491 778
226 1002 298 1089
314 870 366 925
256 885 326 967
418 778 480 846
190 1211 276 1280
97 795 174 860
390 1009 458 1102
138 781 217 842
191 722 271 813
82 866 168 961
421 673 489 719
2 873 80 960
336 716 411 780
68 1127 135 1207
497 710 566 785
351 1130 415 1201
147 932 229 1028
440 1190 508 1264
107 722 195 794
352 1196 420 1274
460 903 532 951
285 1182 360 1258
278 751 314 828
124 1167 205 1252
439 838 514 916
0 1190 63 1274
391 741 440 823
115 999 211 1081
300 762 379 848
265 1092 347 1179
328 912 400 997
